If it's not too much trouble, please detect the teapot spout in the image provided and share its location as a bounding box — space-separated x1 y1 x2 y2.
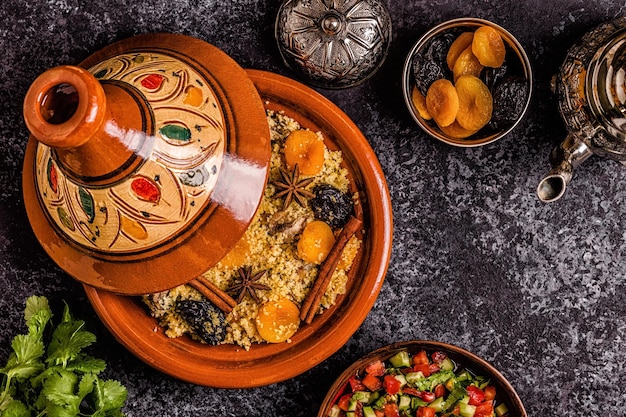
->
536 134 593 202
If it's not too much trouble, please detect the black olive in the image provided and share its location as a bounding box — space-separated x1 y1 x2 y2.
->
176 299 226 345
311 184 353 228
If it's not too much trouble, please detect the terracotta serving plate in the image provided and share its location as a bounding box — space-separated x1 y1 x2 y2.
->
84 69 393 388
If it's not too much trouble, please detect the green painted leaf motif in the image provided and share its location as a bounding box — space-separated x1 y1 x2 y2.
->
159 124 192 142
93 69 108 79
57 207 75 231
78 187 95 223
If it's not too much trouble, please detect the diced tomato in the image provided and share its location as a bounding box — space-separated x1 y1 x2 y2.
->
474 400 494 417
467 385 486 406
428 363 440 374
337 394 352 411
451 404 460 415
362 373 383 391
374 410 385 417
416 406 436 417
383 374 401 395
484 385 496 401
430 351 447 364
383 403 400 417
412 350 429 365
365 360 387 376
348 375 366 392
434 383 446 398
412 363 431 377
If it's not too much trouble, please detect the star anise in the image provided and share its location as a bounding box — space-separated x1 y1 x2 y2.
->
271 164 315 210
227 266 271 304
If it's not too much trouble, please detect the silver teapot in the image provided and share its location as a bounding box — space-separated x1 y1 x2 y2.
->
537 16 626 202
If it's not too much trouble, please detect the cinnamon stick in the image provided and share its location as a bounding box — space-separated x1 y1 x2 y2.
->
300 215 363 324
188 278 237 314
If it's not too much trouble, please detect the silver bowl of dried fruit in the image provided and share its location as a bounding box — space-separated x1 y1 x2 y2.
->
402 18 533 147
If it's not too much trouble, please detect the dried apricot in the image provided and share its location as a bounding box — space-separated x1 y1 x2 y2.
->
255 297 300 343
439 121 480 139
297 220 335 264
455 75 493 131
283 129 325 176
472 26 506 68
453 45 483 81
411 85 431 120
446 32 474 70
425 78 459 127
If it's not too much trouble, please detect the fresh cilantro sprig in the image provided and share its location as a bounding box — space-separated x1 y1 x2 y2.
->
0 295 128 417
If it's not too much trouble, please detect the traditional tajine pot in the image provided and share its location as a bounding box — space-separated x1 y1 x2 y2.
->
22 33 271 294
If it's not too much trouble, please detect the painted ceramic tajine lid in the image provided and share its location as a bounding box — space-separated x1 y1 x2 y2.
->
22 33 271 295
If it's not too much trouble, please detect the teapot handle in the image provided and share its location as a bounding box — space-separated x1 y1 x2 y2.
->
536 133 593 202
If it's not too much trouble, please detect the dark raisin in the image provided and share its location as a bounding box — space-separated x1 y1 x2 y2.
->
176 299 226 345
412 32 456 96
489 77 530 131
310 184 353 228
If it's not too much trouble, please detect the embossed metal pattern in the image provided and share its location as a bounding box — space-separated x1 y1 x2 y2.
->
34 52 226 254
275 0 391 89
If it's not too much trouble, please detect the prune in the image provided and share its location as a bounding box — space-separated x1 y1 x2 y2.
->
412 32 456 96
489 77 530 131
310 184 353 228
176 299 227 345
482 62 508 90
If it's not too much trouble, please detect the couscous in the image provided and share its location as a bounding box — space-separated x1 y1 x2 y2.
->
143 109 362 350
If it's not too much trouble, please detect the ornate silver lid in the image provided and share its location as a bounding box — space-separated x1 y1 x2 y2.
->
275 0 392 89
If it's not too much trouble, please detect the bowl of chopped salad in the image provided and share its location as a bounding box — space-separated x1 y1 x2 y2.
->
319 340 526 417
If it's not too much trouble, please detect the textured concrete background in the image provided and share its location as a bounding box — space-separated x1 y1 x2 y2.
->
1 0 626 416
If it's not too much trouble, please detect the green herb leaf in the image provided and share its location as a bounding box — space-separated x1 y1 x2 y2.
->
0 398 30 417
0 296 128 416
46 317 96 368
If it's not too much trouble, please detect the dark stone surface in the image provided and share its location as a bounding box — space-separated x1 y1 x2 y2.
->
1 1 625 416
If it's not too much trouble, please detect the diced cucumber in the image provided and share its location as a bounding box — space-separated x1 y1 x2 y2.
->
346 412 355 417
398 395 411 411
374 395 387 409
389 351 411 368
405 371 425 384
428 396 444 412
394 373 408 387
440 357 454 371
411 397 428 409
362 406 377 417
327 404 342 417
459 402 476 417
348 398 358 411
441 386 465 412
495 403 509 416
459 395 470 405
352 391 372 403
